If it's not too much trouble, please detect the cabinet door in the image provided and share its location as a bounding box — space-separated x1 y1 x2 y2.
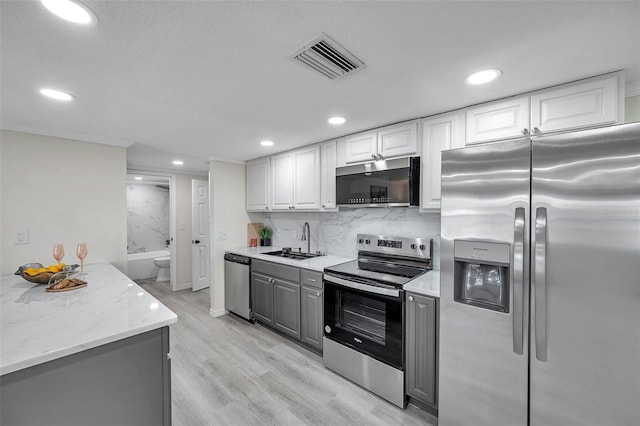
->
271 152 294 210
246 158 270 211
293 146 321 210
530 74 621 134
301 286 323 351
378 121 418 158
465 97 530 145
251 273 273 325
406 293 437 406
320 140 337 210
421 113 461 211
273 279 301 339
344 131 377 163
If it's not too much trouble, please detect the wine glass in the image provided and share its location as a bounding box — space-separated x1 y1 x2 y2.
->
76 243 88 273
53 244 65 264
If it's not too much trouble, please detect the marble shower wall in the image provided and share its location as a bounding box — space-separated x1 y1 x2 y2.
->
250 208 441 269
127 184 170 254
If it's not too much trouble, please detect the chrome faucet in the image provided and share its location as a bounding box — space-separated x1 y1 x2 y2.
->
301 222 311 253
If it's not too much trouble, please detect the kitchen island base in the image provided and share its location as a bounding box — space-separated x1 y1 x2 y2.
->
1 326 171 426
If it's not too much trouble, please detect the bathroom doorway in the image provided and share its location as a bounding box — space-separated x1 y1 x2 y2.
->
126 172 176 289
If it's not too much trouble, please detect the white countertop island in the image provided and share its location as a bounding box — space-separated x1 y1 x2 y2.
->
0 262 177 376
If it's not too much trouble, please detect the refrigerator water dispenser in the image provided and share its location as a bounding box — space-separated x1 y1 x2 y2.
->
453 240 510 313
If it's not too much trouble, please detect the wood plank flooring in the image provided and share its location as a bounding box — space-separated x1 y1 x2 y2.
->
138 280 437 426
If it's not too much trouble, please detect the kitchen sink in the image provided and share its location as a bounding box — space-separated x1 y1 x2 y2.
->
264 249 326 261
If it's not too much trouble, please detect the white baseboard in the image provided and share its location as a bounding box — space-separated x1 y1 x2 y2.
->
209 308 228 318
174 282 192 291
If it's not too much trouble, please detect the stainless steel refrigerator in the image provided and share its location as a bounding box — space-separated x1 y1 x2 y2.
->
439 123 640 426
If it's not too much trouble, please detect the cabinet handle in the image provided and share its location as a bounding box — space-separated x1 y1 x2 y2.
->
321 205 325 208
316 292 321 297
521 128 529 135
532 127 540 134
307 278 316 282
371 154 376 159
408 295 414 302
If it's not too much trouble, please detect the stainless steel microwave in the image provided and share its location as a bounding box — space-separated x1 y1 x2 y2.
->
336 156 420 207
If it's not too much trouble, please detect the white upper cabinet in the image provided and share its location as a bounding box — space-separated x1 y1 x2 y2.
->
378 121 419 158
246 157 271 212
420 112 463 211
465 72 624 145
293 146 321 210
530 73 622 134
344 131 378 163
344 120 419 163
320 140 337 210
270 146 320 211
271 152 295 210
465 97 530 145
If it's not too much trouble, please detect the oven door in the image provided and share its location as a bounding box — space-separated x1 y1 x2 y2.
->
323 273 404 370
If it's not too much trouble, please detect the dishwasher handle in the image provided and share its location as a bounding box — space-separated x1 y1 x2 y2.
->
224 253 251 265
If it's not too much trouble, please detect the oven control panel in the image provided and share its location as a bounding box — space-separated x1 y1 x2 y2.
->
356 234 432 259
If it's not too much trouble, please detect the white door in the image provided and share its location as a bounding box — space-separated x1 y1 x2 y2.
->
192 179 210 291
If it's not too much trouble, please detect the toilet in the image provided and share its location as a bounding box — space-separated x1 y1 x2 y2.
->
153 255 170 282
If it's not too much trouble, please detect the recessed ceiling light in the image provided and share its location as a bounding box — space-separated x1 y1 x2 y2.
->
465 68 502 85
172 160 184 165
134 176 143 181
40 88 75 101
260 140 274 147
328 116 346 125
40 0 97 25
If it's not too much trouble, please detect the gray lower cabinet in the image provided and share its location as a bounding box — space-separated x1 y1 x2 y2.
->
251 272 274 325
251 259 323 352
406 292 438 410
273 278 301 339
301 286 323 351
1 327 171 426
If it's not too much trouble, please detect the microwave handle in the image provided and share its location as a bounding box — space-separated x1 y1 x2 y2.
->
324 274 401 298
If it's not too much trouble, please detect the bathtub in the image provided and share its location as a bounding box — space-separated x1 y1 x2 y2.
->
127 250 170 281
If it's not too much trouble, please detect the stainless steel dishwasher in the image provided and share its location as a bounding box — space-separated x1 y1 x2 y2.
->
224 253 251 320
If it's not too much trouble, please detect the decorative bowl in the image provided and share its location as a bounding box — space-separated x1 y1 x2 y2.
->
15 263 79 285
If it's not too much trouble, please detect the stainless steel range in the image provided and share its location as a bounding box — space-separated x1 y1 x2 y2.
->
323 234 432 408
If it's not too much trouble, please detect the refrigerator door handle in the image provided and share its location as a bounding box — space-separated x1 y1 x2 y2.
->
534 207 548 362
512 207 525 355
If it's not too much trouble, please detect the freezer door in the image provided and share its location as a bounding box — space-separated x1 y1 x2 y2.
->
530 123 640 425
439 139 531 426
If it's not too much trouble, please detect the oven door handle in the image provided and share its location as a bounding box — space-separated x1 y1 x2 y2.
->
324 275 401 298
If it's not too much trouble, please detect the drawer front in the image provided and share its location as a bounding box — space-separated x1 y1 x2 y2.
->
301 269 323 289
252 259 300 282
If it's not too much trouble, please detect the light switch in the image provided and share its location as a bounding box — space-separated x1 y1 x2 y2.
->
217 231 228 240
14 229 28 244
179 223 185 231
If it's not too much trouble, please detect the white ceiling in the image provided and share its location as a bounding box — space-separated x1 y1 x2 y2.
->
2 1 639 174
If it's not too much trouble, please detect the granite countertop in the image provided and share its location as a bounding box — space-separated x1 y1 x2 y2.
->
404 269 440 298
0 263 177 376
225 246 352 272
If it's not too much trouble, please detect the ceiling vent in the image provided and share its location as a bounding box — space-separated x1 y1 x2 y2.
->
288 33 365 80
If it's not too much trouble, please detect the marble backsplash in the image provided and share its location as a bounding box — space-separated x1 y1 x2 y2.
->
249 208 441 269
127 184 170 254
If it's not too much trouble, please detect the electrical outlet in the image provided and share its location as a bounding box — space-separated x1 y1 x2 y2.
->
14 229 29 244
217 231 228 240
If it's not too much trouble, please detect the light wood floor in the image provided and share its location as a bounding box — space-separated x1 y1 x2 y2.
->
138 279 437 426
